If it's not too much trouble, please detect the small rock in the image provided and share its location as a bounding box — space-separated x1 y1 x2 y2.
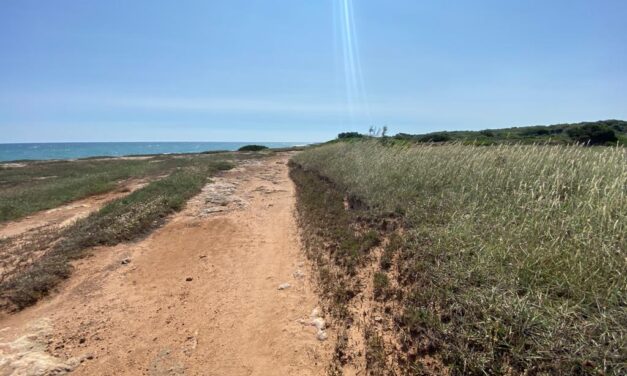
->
185 277 193 282
203 207 226 214
374 316 383 322
316 330 328 341
293 269 305 278
79 338 86 344
311 317 326 330
310 307 321 318
121 258 131 265
277 283 291 290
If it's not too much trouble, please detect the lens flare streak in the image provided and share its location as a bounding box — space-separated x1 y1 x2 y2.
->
337 0 369 127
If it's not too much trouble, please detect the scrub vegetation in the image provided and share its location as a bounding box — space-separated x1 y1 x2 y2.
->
338 119 627 146
0 154 244 223
290 140 626 375
238 144 269 152
0 155 238 311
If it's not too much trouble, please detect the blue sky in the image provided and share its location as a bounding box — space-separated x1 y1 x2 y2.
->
1 0 625 143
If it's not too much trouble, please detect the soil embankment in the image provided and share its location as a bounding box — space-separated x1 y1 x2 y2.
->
0 154 332 375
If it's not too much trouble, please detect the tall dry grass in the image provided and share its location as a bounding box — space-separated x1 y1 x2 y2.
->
292 141 626 374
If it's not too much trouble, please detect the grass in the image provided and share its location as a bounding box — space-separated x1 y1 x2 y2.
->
373 271 390 300
365 328 388 373
0 159 233 311
0 153 246 223
290 140 626 375
289 164 385 320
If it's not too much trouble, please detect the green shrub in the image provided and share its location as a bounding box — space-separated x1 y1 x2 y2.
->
338 132 364 139
567 124 618 145
238 144 269 152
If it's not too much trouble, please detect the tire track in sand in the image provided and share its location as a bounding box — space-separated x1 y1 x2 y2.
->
0 153 333 376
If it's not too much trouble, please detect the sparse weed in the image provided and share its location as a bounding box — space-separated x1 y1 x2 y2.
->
365 328 388 373
373 272 390 300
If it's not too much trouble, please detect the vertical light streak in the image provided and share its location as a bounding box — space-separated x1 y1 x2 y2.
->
338 0 370 129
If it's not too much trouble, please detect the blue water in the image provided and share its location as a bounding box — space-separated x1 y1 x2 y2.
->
0 142 303 162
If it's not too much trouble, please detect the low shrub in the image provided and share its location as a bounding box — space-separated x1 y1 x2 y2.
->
567 123 618 145
238 145 269 152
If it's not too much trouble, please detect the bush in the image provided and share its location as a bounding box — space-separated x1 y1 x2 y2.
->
567 124 618 145
238 145 269 152
521 126 551 136
338 132 364 139
417 132 451 142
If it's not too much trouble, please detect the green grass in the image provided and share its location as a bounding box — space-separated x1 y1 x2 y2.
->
291 141 626 375
373 271 390 300
0 159 233 311
0 153 247 223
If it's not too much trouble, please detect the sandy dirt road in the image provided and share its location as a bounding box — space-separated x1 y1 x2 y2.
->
0 154 332 375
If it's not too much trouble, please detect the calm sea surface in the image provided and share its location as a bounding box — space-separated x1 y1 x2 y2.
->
0 142 303 162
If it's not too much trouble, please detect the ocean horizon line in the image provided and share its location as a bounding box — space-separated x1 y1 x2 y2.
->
0 141 311 145
0 141 310 162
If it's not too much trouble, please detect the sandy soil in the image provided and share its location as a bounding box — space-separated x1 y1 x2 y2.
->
0 154 332 376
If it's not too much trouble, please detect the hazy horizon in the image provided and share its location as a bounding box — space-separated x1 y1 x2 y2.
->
2 0 626 143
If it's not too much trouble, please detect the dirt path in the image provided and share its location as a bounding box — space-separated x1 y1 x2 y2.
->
0 154 332 375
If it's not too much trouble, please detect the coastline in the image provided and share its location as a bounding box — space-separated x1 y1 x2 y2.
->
0 141 306 162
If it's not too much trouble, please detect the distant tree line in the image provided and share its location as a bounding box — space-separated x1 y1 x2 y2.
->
338 120 626 146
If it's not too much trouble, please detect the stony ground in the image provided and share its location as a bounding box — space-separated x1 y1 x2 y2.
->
0 153 333 376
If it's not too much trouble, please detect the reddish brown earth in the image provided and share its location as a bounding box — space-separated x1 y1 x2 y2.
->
0 154 333 376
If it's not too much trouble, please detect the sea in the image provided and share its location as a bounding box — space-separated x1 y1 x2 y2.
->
0 142 304 162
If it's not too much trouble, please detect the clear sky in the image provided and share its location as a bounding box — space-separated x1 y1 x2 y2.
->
1 0 626 143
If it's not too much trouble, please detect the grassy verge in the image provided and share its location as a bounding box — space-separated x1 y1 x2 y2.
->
0 160 232 311
290 163 395 374
0 153 244 223
291 141 626 375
